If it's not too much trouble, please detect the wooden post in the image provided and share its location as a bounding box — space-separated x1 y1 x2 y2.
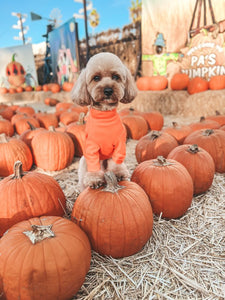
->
83 0 89 64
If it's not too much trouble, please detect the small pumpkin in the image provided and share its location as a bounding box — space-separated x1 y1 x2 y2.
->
55 102 75 112
170 73 189 90
0 87 8 94
205 111 225 126
209 75 225 90
121 113 148 140
62 81 74 92
167 144 215 195
0 216 91 300
183 128 225 173
31 126 75 171
44 97 60 106
35 111 59 129
51 83 61 93
162 122 192 144
148 75 168 91
136 76 152 91
131 156 193 219
16 86 24 93
135 130 179 163
71 171 153 258
141 111 164 131
59 109 79 125
25 85 33 92
189 116 220 132
35 85 43 91
0 134 33 176
14 115 40 135
19 121 46 149
0 161 67 236
16 105 35 116
187 77 209 94
0 106 14 121
0 116 14 136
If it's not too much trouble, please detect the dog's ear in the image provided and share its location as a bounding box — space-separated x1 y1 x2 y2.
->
71 68 91 106
120 66 138 104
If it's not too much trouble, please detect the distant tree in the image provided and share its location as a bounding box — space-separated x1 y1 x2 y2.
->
129 0 142 23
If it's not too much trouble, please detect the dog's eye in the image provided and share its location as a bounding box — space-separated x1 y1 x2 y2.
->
112 74 120 81
93 75 101 82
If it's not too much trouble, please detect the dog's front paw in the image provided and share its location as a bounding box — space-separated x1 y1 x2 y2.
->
83 170 105 189
107 159 130 182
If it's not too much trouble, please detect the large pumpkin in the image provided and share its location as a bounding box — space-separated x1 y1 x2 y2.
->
31 126 75 171
121 113 148 140
0 161 66 236
71 172 153 258
170 73 189 90
135 130 179 163
0 134 33 176
131 156 193 219
0 216 91 300
187 77 209 94
6 53 26 87
167 144 215 195
162 122 192 144
148 75 168 91
183 129 225 173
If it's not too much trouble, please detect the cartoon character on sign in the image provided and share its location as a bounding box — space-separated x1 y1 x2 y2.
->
6 53 26 87
57 47 78 85
142 33 183 76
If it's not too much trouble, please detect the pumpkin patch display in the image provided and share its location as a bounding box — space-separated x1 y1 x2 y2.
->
167 144 215 195
31 126 75 171
0 161 67 236
0 134 33 176
183 129 225 173
5 53 26 87
131 156 193 219
0 216 91 300
135 130 179 163
71 171 153 258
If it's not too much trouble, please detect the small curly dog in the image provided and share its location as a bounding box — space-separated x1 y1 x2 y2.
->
71 52 138 191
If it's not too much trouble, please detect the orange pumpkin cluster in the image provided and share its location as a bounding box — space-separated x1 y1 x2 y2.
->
136 73 225 95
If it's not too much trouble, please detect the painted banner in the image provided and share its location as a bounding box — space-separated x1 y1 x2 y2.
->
0 44 38 88
49 17 78 85
141 0 225 78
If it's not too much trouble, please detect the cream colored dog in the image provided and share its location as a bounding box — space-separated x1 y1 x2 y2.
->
71 52 137 191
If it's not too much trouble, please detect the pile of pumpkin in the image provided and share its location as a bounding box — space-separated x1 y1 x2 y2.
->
0 81 74 95
136 73 225 95
1 101 225 299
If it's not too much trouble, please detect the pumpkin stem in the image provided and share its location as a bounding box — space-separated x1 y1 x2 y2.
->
27 121 36 130
77 112 86 125
103 171 124 193
215 110 220 115
129 107 135 114
48 125 56 132
172 122 178 128
23 224 55 244
150 130 161 140
12 53 16 62
187 144 199 153
0 133 8 143
200 116 206 122
153 156 173 166
203 129 214 136
12 160 24 179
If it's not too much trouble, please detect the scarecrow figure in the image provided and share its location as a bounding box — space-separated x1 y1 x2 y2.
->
142 33 183 76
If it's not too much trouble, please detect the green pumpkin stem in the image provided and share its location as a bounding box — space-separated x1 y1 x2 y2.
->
12 53 16 62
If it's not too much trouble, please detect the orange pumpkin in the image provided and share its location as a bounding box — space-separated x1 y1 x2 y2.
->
55 102 75 112
44 97 60 106
121 113 148 140
59 109 79 125
135 130 179 163
189 116 220 132
66 113 86 157
31 126 75 171
0 116 14 136
0 106 14 121
170 73 190 90
148 76 168 91
141 111 164 131
35 111 59 129
162 122 192 144
136 76 152 91
0 216 91 299
187 77 209 94
205 111 225 126
209 75 225 90
0 161 67 236
0 134 33 176
42 84 49 92
167 144 215 195
8 87 17 94
35 85 43 91
183 129 225 173
14 115 40 135
131 156 193 219
25 85 33 92
71 171 153 258
16 105 35 116
16 86 24 93
19 122 46 149
0 87 8 94
51 83 61 93
62 81 74 92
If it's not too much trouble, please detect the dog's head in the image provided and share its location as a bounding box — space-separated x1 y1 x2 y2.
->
71 52 138 111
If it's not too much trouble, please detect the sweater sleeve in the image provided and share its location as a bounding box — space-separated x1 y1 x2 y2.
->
112 129 127 164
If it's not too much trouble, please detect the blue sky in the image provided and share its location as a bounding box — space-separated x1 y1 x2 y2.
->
0 0 132 49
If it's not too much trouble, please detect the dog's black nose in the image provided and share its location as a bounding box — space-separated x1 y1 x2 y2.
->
104 87 113 97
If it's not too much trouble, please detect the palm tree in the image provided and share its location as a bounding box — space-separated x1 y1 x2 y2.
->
129 0 142 23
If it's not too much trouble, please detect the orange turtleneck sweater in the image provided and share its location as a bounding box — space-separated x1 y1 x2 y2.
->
84 108 127 172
